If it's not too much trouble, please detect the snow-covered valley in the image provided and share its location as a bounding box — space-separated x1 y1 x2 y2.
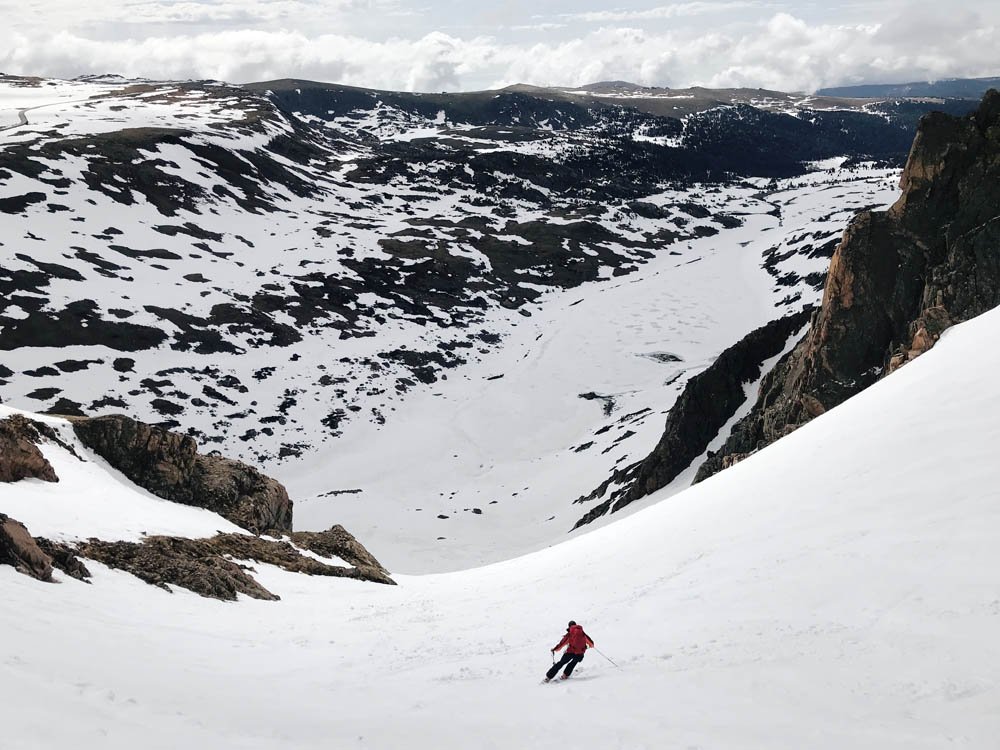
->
0 74 912 568
293 167 900 572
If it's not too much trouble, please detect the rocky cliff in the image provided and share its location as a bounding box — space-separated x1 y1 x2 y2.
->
696 89 1000 480
0 514 55 582
0 413 59 483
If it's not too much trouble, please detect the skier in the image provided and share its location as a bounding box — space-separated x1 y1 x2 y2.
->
544 620 595 681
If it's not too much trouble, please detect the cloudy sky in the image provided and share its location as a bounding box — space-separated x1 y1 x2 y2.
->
1 0 997 92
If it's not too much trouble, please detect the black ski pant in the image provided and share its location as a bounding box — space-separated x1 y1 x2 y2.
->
547 651 584 679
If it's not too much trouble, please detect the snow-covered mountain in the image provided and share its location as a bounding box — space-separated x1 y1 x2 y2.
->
818 75 1000 100
5 73 970 569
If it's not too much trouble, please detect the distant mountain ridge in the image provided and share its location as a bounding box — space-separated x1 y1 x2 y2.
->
255 77 982 121
818 76 1000 100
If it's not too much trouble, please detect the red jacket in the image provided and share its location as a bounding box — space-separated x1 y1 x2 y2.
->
553 625 594 655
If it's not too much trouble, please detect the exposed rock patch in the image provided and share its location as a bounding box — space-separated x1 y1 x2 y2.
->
0 414 59 483
289 524 391 577
0 515 53 582
77 531 395 601
34 537 92 582
77 536 280 601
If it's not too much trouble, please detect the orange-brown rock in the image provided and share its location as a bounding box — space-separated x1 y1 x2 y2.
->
0 414 58 483
0 515 53 582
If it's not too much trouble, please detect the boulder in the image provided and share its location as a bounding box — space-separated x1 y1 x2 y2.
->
0 414 58 483
34 537 91 581
0 515 53 582
70 414 292 534
289 524 393 579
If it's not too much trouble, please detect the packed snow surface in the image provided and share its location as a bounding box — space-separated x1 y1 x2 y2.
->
4 305 1000 749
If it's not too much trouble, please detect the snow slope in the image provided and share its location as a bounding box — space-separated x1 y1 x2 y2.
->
4 303 1000 749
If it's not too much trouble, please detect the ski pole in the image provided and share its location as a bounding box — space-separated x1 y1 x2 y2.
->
594 647 620 668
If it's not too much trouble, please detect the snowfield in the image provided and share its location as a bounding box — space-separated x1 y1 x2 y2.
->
4 304 1000 749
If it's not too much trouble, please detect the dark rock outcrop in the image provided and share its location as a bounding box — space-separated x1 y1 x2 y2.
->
203 531 394 585
696 89 1000 481
77 536 279 601
34 538 92 581
574 308 813 527
70 414 293 534
0 515 53 582
77 531 395 601
289 524 392 578
0 414 59 483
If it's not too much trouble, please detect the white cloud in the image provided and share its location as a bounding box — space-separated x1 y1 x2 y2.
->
2 0 401 31
0 29 506 92
0 7 997 94
510 23 568 32
105 1 311 24
563 2 765 23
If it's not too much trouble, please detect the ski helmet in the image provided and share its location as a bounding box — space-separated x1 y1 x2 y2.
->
568 620 577 627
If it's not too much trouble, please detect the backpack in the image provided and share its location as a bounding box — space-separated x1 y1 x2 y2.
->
567 625 587 652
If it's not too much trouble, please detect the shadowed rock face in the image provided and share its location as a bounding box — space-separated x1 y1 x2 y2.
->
0 515 53 582
696 89 1000 481
573 308 813 527
0 414 59 483
70 414 292 534
34 538 92 582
